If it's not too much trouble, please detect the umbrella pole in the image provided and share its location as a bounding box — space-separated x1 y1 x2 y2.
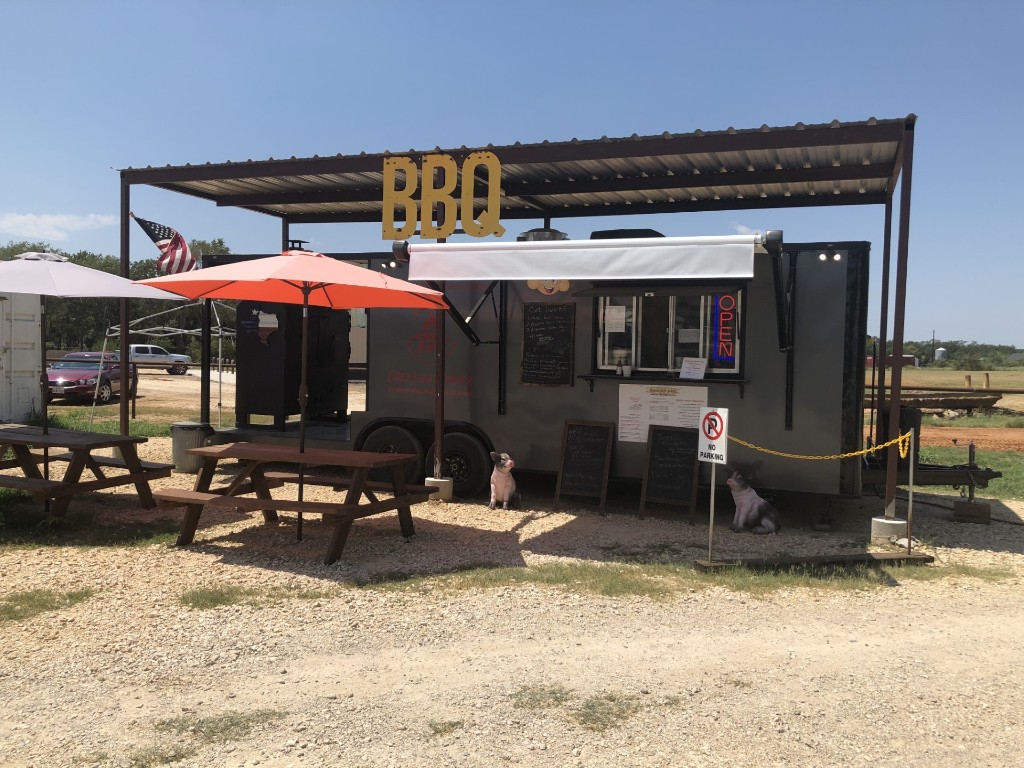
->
296 291 310 541
38 296 49 438
39 296 50 515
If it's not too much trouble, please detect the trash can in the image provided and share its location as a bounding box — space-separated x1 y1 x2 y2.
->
170 421 215 473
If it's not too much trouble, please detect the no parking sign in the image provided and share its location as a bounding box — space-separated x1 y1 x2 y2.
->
698 407 729 465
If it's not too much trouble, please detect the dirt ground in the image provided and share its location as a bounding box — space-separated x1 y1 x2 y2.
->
10 371 1024 766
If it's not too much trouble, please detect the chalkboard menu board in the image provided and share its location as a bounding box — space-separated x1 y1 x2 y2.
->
555 420 614 510
640 425 700 522
521 302 575 386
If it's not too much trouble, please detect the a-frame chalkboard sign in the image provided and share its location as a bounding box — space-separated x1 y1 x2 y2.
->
555 419 614 511
639 424 700 522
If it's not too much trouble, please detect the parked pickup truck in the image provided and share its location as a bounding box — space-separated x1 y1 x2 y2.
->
128 344 191 375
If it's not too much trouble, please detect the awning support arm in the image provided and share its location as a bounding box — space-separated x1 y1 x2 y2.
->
423 281 482 345
393 241 484 345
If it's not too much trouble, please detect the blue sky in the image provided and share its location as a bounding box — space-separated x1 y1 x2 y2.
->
2 0 1021 346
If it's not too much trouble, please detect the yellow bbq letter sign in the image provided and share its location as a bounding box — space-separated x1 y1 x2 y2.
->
382 151 504 240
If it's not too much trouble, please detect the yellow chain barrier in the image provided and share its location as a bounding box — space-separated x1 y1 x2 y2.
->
727 430 911 461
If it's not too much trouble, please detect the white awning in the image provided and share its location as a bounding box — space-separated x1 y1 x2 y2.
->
406 235 764 282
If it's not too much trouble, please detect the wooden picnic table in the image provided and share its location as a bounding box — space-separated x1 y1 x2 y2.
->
153 442 434 564
0 423 172 516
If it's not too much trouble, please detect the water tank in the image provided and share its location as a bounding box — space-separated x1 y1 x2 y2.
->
935 347 948 361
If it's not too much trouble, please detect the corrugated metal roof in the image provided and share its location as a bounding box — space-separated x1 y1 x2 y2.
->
123 115 915 225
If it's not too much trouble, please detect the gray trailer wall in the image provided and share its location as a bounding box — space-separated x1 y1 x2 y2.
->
353 243 867 496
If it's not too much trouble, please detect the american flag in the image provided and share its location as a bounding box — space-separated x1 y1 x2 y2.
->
131 214 197 273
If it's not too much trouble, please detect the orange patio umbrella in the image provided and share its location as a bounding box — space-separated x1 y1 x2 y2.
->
138 250 448 538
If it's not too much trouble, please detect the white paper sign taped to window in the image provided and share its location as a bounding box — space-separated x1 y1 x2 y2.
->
679 357 707 380
605 305 627 333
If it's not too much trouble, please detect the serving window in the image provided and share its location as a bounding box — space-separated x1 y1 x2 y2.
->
596 289 743 376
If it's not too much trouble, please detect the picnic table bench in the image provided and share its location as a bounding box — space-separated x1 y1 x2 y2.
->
0 424 172 516
153 442 431 564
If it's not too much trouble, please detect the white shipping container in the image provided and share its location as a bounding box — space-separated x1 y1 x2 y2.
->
0 292 41 422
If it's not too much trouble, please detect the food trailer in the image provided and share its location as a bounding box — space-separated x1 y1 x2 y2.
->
118 115 918 512
342 231 869 499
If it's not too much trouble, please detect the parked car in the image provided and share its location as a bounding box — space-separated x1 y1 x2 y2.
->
128 343 191 375
47 353 134 404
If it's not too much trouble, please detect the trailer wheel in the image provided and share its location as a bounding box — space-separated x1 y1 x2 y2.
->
361 425 424 484
424 432 490 499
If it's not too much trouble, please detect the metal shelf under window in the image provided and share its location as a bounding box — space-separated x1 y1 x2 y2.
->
577 373 747 396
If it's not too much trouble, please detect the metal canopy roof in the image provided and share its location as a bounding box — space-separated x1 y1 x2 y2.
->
120 115 916 225
116 113 918 516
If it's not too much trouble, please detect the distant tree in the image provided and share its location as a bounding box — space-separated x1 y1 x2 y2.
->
0 240 56 260
189 237 231 265
1 238 234 352
129 238 234 352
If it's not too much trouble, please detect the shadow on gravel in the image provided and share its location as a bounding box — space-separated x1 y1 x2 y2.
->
187 512 530 582
2 471 1021 577
0 493 180 548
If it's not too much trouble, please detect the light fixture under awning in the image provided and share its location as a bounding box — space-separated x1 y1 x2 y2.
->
404 234 770 282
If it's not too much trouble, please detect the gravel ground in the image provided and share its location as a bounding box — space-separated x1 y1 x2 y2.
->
3 436 1024 767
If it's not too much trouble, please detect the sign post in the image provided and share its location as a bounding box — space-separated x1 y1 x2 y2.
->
698 407 729 562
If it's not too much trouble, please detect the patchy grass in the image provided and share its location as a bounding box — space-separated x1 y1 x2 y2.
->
179 585 257 610
510 684 640 732
0 503 179 548
126 744 196 767
126 745 195 768
916 447 1022 500
512 683 574 710
571 692 641 731
0 588 94 622
179 583 338 610
356 557 1013 600
154 709 284 743
426 719 464 738
922 411 1024 429
724 675 754 689
120 709 284 766
361 561 681 600
72 751 111 765
24 408 172 437
873 369 1024 392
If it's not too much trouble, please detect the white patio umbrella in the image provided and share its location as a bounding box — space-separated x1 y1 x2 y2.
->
0 252 182 436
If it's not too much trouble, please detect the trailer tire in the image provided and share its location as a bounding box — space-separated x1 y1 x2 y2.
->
361 425 424 484
424 432 490 499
